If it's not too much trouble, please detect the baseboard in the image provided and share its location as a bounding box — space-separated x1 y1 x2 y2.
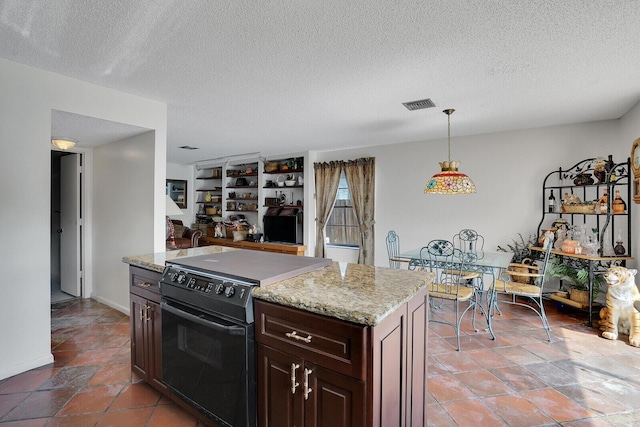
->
0 353 54 381
91 294 130 316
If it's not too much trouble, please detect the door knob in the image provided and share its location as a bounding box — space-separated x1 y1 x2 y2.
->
57 228 64 234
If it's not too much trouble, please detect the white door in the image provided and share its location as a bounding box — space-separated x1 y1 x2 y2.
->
60 154 81 297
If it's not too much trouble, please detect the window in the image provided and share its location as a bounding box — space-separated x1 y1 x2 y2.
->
325 171 360 247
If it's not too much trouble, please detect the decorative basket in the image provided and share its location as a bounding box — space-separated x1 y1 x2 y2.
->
562 204 595 214
265 162 279 172
569 288 590 304
509 260 535 284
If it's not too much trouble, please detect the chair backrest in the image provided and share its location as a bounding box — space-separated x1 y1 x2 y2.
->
535 235 555 286
453 229 484 259
386 230 401 269
419 239 467 287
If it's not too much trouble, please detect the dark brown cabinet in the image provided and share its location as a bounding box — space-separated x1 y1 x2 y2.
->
200 237 306 255
258 345 365 427
129 266 167 395
255 287 429 427
258 345 302 427
305 362 366 427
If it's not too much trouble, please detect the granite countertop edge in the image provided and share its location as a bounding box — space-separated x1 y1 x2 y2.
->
251 264 433 326
123 256 164 273
123 247 434 327
251 287 425 326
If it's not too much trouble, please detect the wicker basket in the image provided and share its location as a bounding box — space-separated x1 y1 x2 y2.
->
510 261 535 284
562 204 596 214
569 288 590 304
265 162 279 172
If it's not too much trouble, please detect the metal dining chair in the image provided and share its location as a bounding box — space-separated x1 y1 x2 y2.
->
452 229 486 313
386 230 408 269
453 229 485 259
493 236 555 342
421 239 494 351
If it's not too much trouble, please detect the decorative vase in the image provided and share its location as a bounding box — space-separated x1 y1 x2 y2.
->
602 229 615 257
614 230 626 256
594 168 606 184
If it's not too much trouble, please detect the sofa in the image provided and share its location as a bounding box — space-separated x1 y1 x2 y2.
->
167 219 203 249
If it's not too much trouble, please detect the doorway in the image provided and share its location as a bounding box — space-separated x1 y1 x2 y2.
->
51 151 82 303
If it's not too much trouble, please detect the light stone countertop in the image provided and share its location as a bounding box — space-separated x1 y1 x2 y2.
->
122 245 239 273
252 262 433 326
123 246 433 326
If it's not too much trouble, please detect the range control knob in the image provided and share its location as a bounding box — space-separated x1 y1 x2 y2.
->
214 283 225 295
224 286 235 298
176 273 187 284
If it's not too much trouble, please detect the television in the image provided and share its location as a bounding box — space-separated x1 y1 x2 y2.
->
263 215 302 244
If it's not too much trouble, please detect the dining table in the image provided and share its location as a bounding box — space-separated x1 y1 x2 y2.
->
393 248 514 337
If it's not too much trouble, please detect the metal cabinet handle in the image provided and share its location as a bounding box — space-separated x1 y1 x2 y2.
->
142 304 152 322
290 363 300 394
139 306 145 322
137 282 152 288
303 368 313 400
285 331 312 343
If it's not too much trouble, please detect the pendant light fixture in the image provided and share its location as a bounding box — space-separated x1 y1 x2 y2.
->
51 137 77 150
424 109 476 194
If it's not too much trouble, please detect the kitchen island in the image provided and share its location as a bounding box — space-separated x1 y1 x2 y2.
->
123 246 433 426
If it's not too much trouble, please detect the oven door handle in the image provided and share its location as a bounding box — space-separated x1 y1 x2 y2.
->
162 301 246 334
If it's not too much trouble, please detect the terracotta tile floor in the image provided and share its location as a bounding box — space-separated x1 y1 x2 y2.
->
428 295 640 426
0 299 206 426
2 296 640 426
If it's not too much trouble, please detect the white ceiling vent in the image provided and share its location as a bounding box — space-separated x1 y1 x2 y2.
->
403 98 436 111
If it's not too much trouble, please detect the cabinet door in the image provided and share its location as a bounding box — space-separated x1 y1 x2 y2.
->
147 300 168 394
257 344 304 427
305 363 366 427
130 294 148 380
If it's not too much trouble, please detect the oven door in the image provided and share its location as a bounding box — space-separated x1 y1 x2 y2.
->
161 298 256 427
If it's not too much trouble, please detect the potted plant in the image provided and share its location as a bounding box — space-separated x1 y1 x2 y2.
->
497 233 540 264
547 260 604 303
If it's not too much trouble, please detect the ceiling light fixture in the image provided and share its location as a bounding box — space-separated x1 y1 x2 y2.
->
51 137 77 150
424 109 476 195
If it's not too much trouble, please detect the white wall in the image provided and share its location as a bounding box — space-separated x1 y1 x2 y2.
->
91 133 157 313
167 163 196 224
618 100 640 267
0 58 167 380
312 116 635 268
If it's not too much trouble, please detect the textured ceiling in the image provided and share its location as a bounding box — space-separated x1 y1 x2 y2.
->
2 0 640 164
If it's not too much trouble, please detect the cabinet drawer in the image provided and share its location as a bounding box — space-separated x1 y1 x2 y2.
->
129 266 161 302
255 300 367 380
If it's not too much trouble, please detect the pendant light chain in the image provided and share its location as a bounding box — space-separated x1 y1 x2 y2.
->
447 112 451 163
